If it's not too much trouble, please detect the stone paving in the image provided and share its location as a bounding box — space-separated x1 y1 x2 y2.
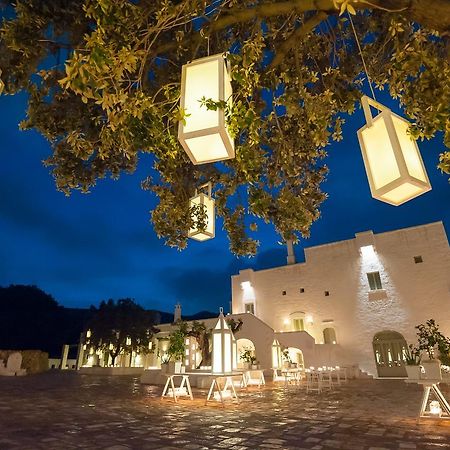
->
0 372 449 450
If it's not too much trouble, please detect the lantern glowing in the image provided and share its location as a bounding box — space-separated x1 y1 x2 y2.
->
178 53 234 165
272 339 282 369
357 96 431 206
429 400 442 417
212 308 234 374
188 182 215 241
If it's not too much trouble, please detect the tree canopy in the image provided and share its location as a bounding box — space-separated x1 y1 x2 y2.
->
1 0 448 256
86 298 159 365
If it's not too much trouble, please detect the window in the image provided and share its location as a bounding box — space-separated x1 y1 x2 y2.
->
414 255 423 264
323 328 337 344
300 288 305 293
367 271 382 290
282 290 286 296
244 303 255 314
324 291 330 297
293 318 304 331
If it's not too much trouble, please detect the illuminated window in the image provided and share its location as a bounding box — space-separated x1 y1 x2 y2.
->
293 318 304 331
367 271 382 290
414 255 423 264
244 303 255 314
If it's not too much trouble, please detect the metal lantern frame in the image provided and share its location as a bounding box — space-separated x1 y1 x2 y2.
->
188 181 215 241
211 307 234 375
357 95 431 206
272 339 282 369
178 53 235 165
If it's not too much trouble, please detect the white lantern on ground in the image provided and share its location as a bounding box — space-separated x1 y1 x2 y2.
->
272 339 282 369
212 307 234 374
357 96 431 206
429 400 442 417
188 182 215 241
178 53 234 165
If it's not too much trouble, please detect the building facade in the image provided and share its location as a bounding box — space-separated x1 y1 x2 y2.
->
231 222 450 377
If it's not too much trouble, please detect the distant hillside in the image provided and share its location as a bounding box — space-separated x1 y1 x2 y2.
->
0 284 216 357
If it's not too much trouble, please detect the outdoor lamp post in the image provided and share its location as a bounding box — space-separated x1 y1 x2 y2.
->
178 53 234 165
188 182 215 241
272 339 282 369
357 95 431 206
212 307 234 374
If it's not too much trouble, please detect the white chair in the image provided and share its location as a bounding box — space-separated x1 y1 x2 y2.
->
306 371 322 393
245 370 265 388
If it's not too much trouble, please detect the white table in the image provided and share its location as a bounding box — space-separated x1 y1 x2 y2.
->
406 379 450 421
161 374 193 403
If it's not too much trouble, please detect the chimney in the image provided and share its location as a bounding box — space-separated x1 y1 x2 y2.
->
174 302 182 322
286 239 296 265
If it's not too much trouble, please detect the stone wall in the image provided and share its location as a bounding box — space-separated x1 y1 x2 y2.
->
231 222 450 376
0 350 49 374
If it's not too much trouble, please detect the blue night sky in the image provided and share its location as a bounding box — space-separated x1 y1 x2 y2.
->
0 89 448 315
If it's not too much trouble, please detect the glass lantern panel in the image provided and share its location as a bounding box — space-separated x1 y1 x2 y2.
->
391 115 427 182
183 60 219 133
380 182 424 205
224 334 232 373
213 333 222 373
361 115 401 190
184 133 229 164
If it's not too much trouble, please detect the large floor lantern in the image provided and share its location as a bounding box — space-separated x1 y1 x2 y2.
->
188 182 215 241
212 307 234 374
357 95 431 206
272 339 282 369
178 53 235 165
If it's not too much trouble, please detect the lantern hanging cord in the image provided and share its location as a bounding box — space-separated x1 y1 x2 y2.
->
348 12 377 101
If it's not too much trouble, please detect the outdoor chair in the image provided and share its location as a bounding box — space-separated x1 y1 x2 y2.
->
306 371 322 394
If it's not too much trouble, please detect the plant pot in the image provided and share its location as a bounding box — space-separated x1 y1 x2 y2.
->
282 361 290 369
421 359 442 380
167 361 182 374
251 364 258 370
405 365 421 380
160 363 168 374
242 362 251 370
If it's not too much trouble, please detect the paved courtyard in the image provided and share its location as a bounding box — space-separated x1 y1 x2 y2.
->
0 373 449 450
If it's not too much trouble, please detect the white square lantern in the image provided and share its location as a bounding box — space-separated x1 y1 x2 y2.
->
212 307 234 374
357 96 431 206
188 182 215 241
272 339 282 369
178 53 234 165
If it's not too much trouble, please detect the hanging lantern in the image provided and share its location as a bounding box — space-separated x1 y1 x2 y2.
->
178 53 234 165
272 339 282 369
188 182 215 241
357 96 431 206
212 307 234 374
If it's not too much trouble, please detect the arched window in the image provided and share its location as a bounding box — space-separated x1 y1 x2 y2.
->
323 327 337 344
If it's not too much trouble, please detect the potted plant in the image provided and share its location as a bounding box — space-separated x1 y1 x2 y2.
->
282 349 292 369
240 347 256 370
404 344 421 380
166 323 188 373
416 319 447 380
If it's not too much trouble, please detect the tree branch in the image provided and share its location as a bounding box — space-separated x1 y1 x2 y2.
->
271 12 329 68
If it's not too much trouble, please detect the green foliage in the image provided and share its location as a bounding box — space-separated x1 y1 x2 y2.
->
281 348 292 363
86 298 158 365
415 319 450 362
226 318 243 334
404 344 421 366
239 347 256 364
0 1 448 255
167 321 188 362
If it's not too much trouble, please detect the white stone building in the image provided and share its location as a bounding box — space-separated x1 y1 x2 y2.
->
231 221 450 377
